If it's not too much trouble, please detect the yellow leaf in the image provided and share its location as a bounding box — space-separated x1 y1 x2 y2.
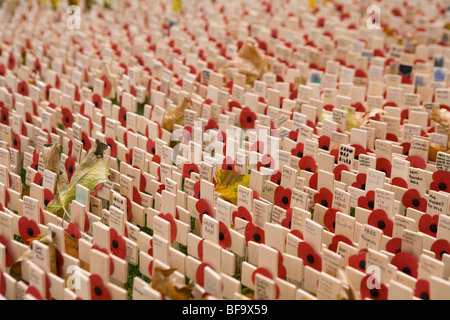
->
214 169 251 205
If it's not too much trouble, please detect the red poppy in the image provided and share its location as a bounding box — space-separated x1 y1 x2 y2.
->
330 149 339 164
25 286 43 300
232 206 252 225
351 144 368 160
430 239 450 261
183 162 199 179
80 132 91 153
400 142 411 156
414 279 430 300
318 135 330 151
298 156 318 173
92 93 102 109
328 234 353 253
297 241 321 271
391 251 418 278
350 173 366 190
0 64 5 77
274 186 292 210
204 119 219 132
17 81 28 96
195 262 213 287
239 107 257 129
7 52 15 70
402 189 427 213
124 149 133 165
270 170 282 185
18 216 40 245
360 274 388 300
65 223 81 240
244 222 265 244
357 190 375 211
0 104 9 125
313 188 333 208
333 164 349 182
65 156 76 182
61 107 73 128
33 171 43 185
105 137 117 158
348 249 367 272
218 221 231 249
308 172 318 190
406 155 426 169
228 100 242 111
291 142 304 158
289 129 299 141
391 177 408 188
368 209 393 237
195 199 214 224
182 126 193 145
250 141 265 154
158 213 177 242
42 189 54 207
306 120 317 135
9 131 20 151
33 58 41 74
193 180 201 199
109 228 126 259
118 107 127 127
324 208 341 233
222 156 235 172
257 154 276 171
217 130 227 143
281 208 293 229
99 75 111 97
0 235 13 267
146 138 156 155
89 274 111 300
430 171 450 193
385 237 402 254
418 213 439 237
376 157 391 177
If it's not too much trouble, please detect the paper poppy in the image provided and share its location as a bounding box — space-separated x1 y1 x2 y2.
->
281 208 293 229
406 155 426 169
7 52 15 70
400 142 411 156
218 221 231 249
250 141 265 154
33 171 43 185
270 170 282 185
330 149 339 164
297 241 322 271
125 149 133 165
193 180 201 199
0 235 13 267
418 214 439 237
244 222 265 244
91 93 102 109
89 274 111 300
298 156 317 173
430 239 450 261
25 286 43 300
328 234 353 253
239 107 257 129
306 120 317 135
313 188 333 209
333 164 349 182
18 216 40 245
257 154 276 171
43 188 54 207
105 137 117 158
123 195 132 222
274 186 292 210
289 129 299 141
146 138 156 155
291 142 304 158
391 251 418 278
183 162 199 180
216 130 227 143
324 208 341 233
195 199 214 224
222 156 235 172
81 132 91 153
402 189 427 213
385 237 402 254
0 104 9 125
99 75 111 97
10 131 20 151
109 228 126 259
228 100 242 111
118 107 127 127
376 157 391 177
351 144 367 160
182 126 193 145
414 279 430 300
351 173 367 190
158 213 177 242
65 156 76 182
0 64 4 77
318 135 330 151
204 119 219 132
430 171 450 193
195 262 213 287
348 249 367 272
360 274 388 300
61 107 73 128
17 80 28 96
368 209 393 237
232 206 252 225
358 189 376 210
65 222 81 240
391 177 408 188
308 172 318 190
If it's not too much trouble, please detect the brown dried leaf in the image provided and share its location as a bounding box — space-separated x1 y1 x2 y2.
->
162 97 191 133
150 267 194 300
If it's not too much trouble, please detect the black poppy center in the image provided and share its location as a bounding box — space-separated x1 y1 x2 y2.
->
44 199 49 206
265 163 271 168
21 86 25 93
420 292 429 300
377 220 386 229
297 151 303 158
361 184 366 190
68 166 73 173
189 169 194 175
27 227 34 236
359 260 366 270
219 232 224 241
306 254 314 264
13 139 17 146
253 233 261 242
402 267 411 275
438 182 447 191
151 147 155 154
94 286 102 296
246 116 252 123
321 200 328 207
440 250 448 258
430 224 437 233
94 101 99 107
305 167 311 172
370 288 379 298
112 240 119 249
322 145 328 151
34 164 39 171
277 179 281 185
380 169 386 174
227 165 233 170
203 211 209 217
282 196 289 205
122 114 127 121
288 221 291 229
368 200 374 209
412 198 420 207
65 116 70 123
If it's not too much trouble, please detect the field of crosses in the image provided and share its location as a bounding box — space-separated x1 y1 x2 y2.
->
0 0 450 301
